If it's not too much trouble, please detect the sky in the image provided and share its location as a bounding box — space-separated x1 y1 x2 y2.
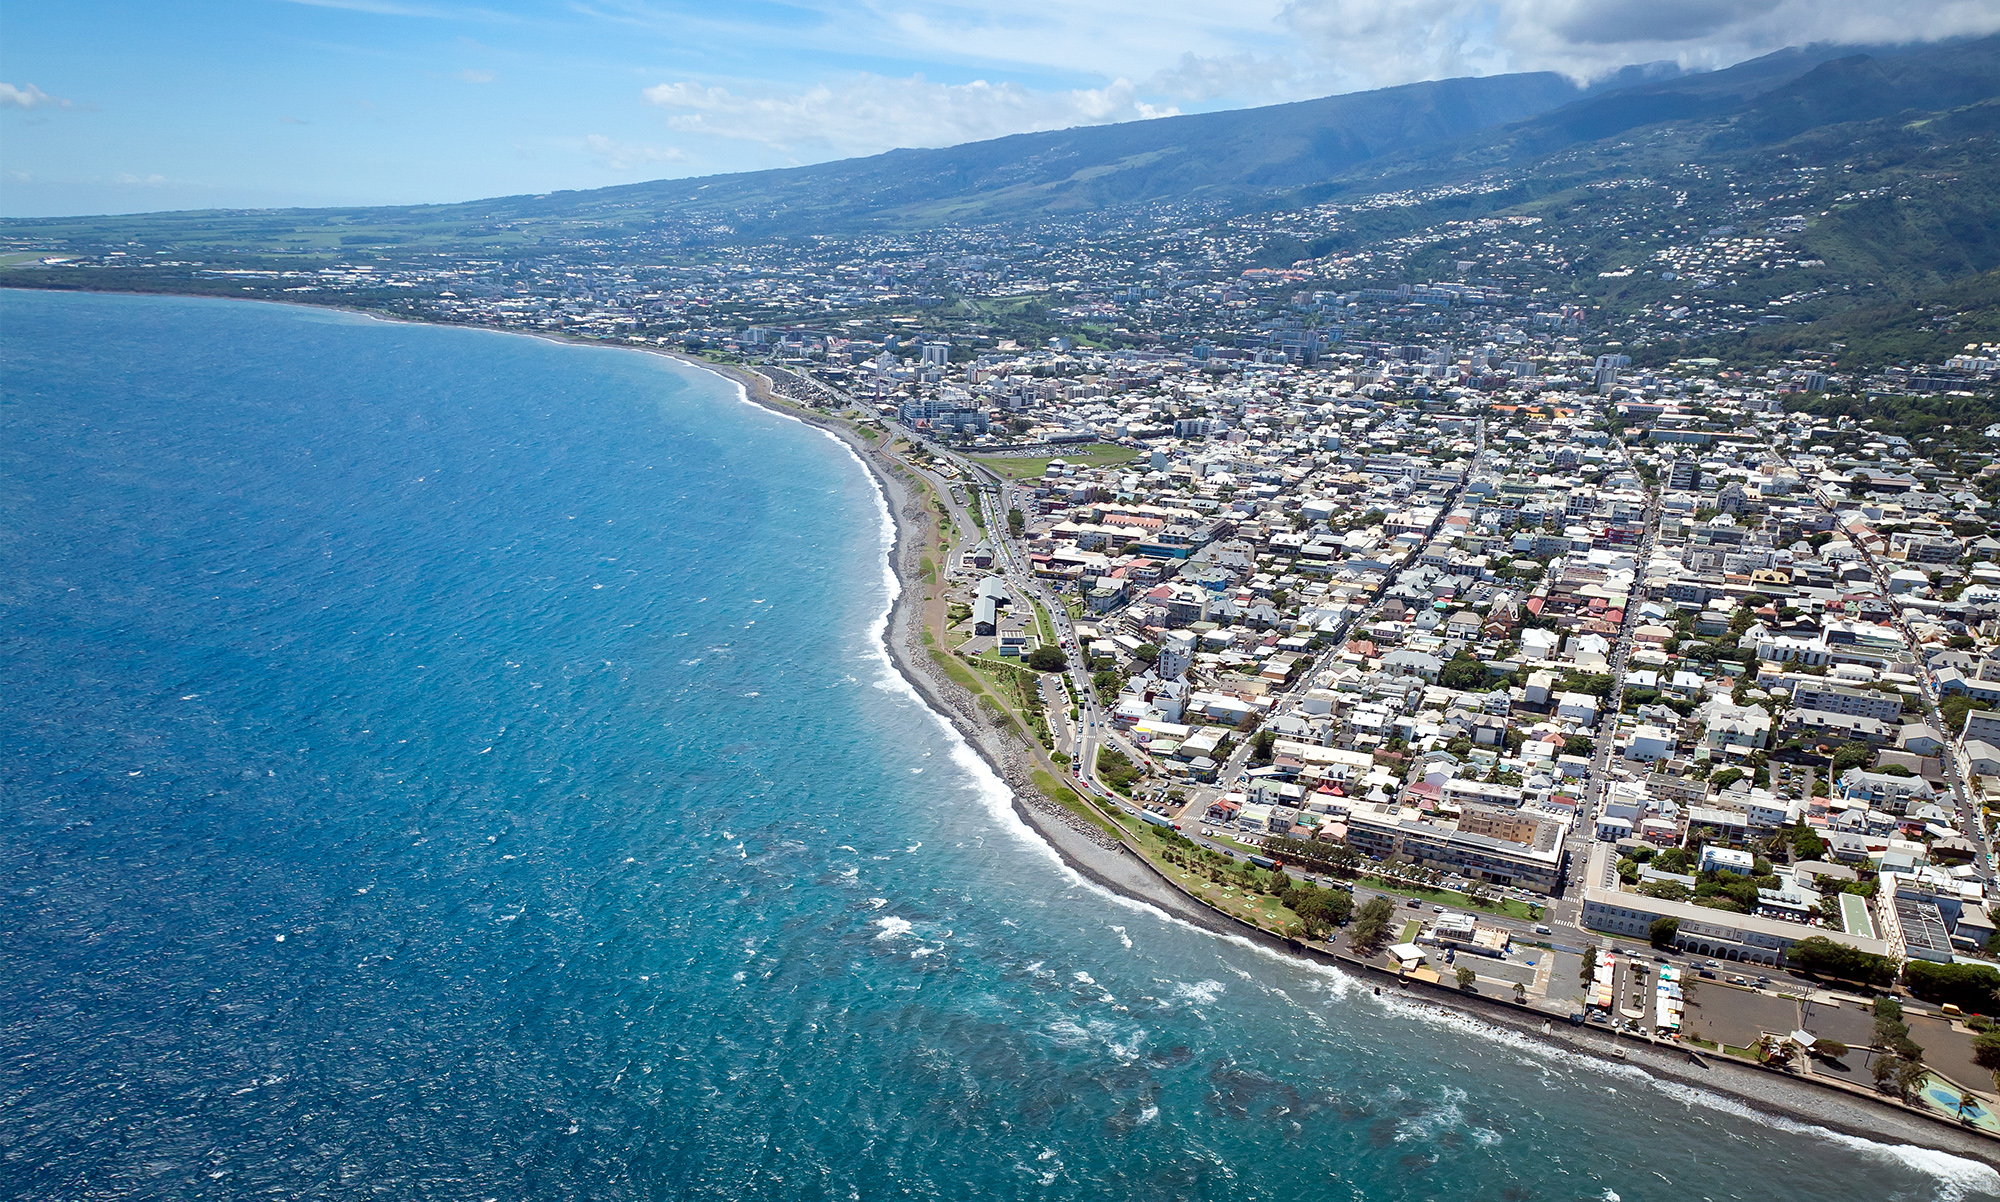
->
6 0 2000 217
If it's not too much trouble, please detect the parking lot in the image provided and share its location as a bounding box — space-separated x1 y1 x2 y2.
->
1680 979 1801 1048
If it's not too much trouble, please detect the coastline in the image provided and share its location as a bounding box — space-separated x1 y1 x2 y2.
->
678 352 2000 1171
8 287 1996 1169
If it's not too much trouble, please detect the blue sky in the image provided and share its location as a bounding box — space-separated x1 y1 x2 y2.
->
6 0 1998 216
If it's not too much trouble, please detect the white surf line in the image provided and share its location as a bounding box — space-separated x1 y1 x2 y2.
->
619 346 2000 1188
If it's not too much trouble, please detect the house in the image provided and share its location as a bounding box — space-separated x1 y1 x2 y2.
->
1898 724 1946 756
1965 740 2000 777
972 576 1009 635
1699 845 1756 875
1701 701 1771 754
1627 724 1675 762
1837 767 1935 815
1556 692 1599 724
1382 649 1444 683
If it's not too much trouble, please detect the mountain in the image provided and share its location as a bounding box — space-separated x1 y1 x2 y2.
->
0 69 1604 252
10 39 1994 253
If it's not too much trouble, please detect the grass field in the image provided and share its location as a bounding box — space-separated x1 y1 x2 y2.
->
969 443 1141 480
1360 876 1542 922
1032 769 1121 838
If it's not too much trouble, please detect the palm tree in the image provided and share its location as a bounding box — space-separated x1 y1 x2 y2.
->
1957 1091 1981 1124
1894 1057 1929 1103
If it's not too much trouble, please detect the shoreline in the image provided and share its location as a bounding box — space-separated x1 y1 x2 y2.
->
679 353 2000 1171
12 287 1999 1169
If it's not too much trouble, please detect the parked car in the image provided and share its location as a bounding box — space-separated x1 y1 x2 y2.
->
1698 969 1718 979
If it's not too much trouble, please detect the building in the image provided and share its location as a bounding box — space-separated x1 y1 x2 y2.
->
1698 845 1755 875
1339 803 1565 893
1579 845 1891 967
1790 681 1904 723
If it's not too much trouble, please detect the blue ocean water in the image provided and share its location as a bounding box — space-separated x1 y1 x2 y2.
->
1 289 1993 1202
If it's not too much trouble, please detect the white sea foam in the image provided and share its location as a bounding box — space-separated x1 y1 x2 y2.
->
1367 990 2000 1196
650 350 1994 1188
1169 979 1226 1007
872 916 911 941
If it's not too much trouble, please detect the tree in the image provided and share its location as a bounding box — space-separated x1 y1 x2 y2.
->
1894 1056 1929 1101
1349 895 1396 956
1456 965 1478 990
1709 768 1746 791
1096 747 1143 793
1579 946 1598 987
1133 643 1160 665
1024 645 1068 672
1873 1055 1900 1093
1904 960 2000 1012
1007 507 1026 535
1514 982 1528 1005
1439 650 1488 690
1972 1031 2000 1087
1815 1039 1850 1061
1831 741 1875 773
1790 824 1828 862
1788 935 1898 986
1649 917 1681 948
1249 729 1276 766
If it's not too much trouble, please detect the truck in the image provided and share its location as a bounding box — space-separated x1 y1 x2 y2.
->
1246 854 1282 872
1139 811 1179 831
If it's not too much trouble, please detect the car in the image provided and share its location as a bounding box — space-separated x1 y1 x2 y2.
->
1432 905 1446 913
1407 899 1423 909
1698 969 1717 979
1756 976 1771 985
1729 975 1748 986
1534 924 1552 935
1702 959 1720 968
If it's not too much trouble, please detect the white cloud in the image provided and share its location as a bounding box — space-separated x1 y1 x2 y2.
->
1144 52 1300 102
1278 0 2000 86
641 73 1179 158
583 134 684 171
1 83 77 110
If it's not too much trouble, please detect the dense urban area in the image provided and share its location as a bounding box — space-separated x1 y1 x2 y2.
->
10 66 2000 1139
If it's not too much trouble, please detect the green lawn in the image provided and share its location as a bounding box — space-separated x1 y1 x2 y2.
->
929 648 984 693
1032 769 1121 838
1361 876 1541 922
1030 598 1058 647
969 443 1141 480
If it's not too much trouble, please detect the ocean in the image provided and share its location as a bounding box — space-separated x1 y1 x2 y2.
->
1 288 1994 1201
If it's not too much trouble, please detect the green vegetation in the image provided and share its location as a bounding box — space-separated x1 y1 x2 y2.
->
1096 746 1144 794
1903 960 2000 1012
1031 769 1120 839
1974 1031 2000 1087
1348 895 1397 956
1789 935 1898 987
1024 645 1067 672
968 444 1141 480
